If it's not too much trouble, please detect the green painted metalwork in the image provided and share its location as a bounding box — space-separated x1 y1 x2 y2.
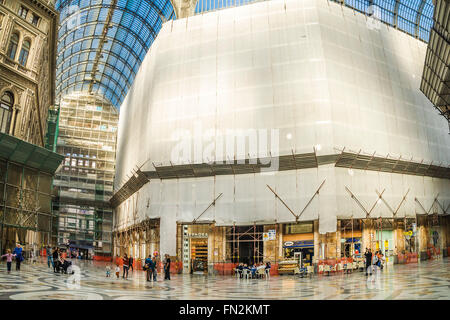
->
0 132 64 175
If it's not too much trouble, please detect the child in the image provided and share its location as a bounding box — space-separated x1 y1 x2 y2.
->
106 265 111 277
115 264 120 278
1 249 16 273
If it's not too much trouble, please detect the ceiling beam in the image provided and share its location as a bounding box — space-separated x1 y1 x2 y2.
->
88 0 118 93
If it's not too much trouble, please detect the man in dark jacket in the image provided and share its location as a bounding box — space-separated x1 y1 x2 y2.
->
129 256 134 272
164 254 171 280
365 248 372 276
52 248 60 273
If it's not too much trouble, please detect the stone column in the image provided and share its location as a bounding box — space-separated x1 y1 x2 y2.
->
313 220 320 263
336 220 341 258
9 104 20 136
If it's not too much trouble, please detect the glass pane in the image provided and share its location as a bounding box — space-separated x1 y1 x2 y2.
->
0 160 6 181
23 168 38 190
5 185 20 207
22 189 37 211
37 214 51 232
7 163 22 187
38 193 51 214
38 173 52 193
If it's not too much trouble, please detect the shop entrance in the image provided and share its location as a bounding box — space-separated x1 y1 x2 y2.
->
340 219 363 258
190 238 208 273
181 224 210 274
283 246 314 266
226 225 263 265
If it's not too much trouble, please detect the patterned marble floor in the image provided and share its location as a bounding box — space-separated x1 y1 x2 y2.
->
0 258 449 300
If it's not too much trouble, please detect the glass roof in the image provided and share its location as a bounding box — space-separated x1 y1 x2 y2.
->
55 0 175 108
195 0 434 42
55 0 434 108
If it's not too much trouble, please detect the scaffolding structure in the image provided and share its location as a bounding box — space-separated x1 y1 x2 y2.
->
113 218 160 259
44 104 60 153
0 133 63 255
52 93 118 258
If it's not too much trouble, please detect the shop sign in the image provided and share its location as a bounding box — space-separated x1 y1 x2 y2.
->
268 229 276 240
188 233 208 238
286 223 313 234
283 240 314 248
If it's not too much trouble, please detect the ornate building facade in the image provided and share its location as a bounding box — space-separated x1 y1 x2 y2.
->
0 0 57 146
0 0 62 255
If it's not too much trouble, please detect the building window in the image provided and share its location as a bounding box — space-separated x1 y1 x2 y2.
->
18 39 30 66
18 6 28 19
32 14 40 26
0 92 13 134
7 32 19 60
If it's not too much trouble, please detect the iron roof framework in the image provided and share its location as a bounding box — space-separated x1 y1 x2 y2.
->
55 0 175 108
420 0 450 125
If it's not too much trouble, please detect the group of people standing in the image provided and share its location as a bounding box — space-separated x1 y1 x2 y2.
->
110 253 171 282
364 248 385 276
46 246 72 274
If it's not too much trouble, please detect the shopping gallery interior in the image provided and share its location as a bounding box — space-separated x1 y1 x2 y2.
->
0 0 449 300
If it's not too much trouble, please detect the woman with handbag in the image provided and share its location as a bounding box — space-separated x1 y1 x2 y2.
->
13 244 23 271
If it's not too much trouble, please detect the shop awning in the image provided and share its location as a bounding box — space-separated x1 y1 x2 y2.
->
283 240 314 248
345 238 361 243
0 132 64 174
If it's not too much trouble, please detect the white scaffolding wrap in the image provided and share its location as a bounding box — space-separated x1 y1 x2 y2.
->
113 0 450 236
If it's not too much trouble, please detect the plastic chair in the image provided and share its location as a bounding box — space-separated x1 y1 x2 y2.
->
257 268 265 278
318 264 324 274
331 264 337 273
324 264 331 275
243 268 250 279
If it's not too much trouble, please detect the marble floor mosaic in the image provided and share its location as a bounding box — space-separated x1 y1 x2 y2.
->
0 258 449 300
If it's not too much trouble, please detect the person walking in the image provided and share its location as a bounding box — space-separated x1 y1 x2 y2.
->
163 254 171 280
265 261 271 279
1 249 16 274
365 248 373 276
122 253 129 279
13 244 23 271
47 246 53 268
52 248 60 273
129 255 134 272
144 254 153 282
151 255 158 281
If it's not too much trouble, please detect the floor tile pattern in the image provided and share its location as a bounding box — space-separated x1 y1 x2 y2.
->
0 258 449 300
